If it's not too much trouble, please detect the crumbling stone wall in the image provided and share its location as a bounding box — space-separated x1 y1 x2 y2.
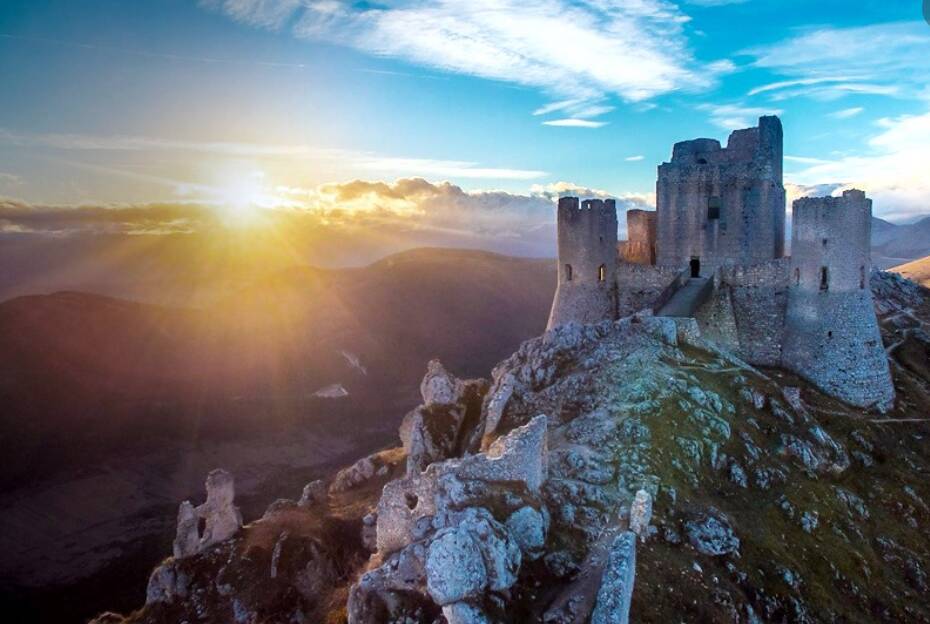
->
616 262 682 318
781 190 893 410
655 116 785 274
547 198 618 330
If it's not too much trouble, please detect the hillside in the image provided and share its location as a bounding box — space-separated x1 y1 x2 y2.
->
92 270 930 624
871 216 930 268
891 255 930 288
0 248 555 623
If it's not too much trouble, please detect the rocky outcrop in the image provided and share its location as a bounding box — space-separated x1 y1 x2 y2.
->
401 360 490 477
298 479 326 507
172 469 242 559
348 416 549 623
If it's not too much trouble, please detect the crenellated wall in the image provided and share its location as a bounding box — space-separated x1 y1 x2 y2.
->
547 198 618 330
781 190 893 410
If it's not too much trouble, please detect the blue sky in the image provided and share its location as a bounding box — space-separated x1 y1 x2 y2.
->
1 0 929 254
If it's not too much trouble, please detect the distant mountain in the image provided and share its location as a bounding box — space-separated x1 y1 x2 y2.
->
871 216 930 268
891 255 930 288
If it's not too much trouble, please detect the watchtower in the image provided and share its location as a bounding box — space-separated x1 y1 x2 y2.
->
781 190 893 410
547 197 618 330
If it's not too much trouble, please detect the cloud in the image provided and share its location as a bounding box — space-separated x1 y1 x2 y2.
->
697 103 783 129
542 119 607 128
0 172 22 186
830 107 864 119
203 0 727 118
624 155 645 161
786 107 930 221
743 21 930 101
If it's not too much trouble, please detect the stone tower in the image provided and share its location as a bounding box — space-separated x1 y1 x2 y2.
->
655 115 785 275
547 197 618 330
781 190 893 410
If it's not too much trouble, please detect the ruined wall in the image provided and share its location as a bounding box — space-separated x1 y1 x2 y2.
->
781 190 893 410
619 209 657 265
547 198 618 330
655 116 785 275
696 259 789 366
616 263 682 318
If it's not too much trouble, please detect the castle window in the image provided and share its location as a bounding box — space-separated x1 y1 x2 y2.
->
860 266 866 289
828 331 833 338
794 268 800 286
565 264 573 281
822 238 828 248
598 265 607 282
707 196 721 220
820 267 829 291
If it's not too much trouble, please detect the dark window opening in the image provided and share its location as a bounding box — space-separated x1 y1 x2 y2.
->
599 236 604 243
598 264 607 282
820 267 829 291
860 266 866 289
197 517 206 539
828 331 833 338
794 267 800 286
565 264 573 281
405 493 419 510
697 157 708 165
822 238 828 248
690 257 701 278
707 196 721 220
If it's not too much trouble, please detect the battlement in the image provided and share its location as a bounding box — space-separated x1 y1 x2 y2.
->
557 197 617 224
664 115 782 175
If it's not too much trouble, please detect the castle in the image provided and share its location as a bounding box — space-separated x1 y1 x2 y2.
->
548 116 894 411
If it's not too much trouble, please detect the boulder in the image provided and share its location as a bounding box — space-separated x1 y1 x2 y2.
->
298 479 327 507
172 469 242 560
421 359 462 405
628 489 653 541
505 505 549 560
426 528 488 605
443 602 490 624
684 510 740 556
330 456 377 493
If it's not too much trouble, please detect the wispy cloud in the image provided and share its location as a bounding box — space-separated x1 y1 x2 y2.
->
830 106 864 119
697 103 783 130
203 0 728 119
542 119 607 129
0 129 545 181
625 155 645 161
743 21 930 102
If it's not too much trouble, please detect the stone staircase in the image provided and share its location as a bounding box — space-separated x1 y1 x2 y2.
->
656 277 712 317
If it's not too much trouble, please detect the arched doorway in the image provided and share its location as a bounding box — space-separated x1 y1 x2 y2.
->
690 257 700 278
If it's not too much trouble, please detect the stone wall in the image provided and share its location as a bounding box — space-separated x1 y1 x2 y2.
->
782 190 893 410
696 259 789 366
616 263 682 318
655 116 785 275
547 198 619 330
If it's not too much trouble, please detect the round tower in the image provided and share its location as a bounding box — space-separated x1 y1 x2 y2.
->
546 197 618 330
781 189 893 410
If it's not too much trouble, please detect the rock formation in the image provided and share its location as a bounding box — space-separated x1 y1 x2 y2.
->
172 469 242 559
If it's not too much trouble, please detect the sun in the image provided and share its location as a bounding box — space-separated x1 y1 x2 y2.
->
209 170 282 228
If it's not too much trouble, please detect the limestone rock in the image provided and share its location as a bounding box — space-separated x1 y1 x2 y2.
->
330 456 377 493
426 528 488 605
145 561 189 605
421 359 462 405
684 510 740 556
505 506 549 560
591 532 637 624
442 602 490 624
172 469 242 560
628 489 653 541
298 479 327 507
457 414 548 494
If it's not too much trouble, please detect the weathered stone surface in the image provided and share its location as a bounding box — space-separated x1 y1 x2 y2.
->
172 469 243 560
426 528 487 605
685 510 740 556
442 601 490 624
145 561 189 605
591 532 637 624
505 506 549 560
330 456 377 493
298 479 327 507
421 359 461 406
628 489 653 541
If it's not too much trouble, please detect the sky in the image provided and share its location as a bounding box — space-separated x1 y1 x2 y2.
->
1 0 929 262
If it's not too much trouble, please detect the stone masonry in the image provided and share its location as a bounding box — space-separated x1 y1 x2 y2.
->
546 116 894 411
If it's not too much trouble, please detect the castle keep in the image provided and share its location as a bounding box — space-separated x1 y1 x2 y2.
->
547 116 894 411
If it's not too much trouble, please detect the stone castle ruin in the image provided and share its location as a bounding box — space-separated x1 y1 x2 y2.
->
548 116 894 411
